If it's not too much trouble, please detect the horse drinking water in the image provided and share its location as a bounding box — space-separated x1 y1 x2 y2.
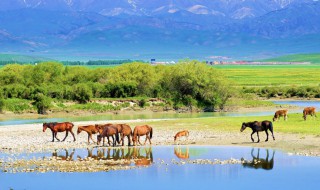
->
240 120 275 143
43 122 76 142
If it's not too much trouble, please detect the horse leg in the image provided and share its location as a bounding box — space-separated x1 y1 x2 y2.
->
127 135 131 146
256 132 260 143
121 134 124 146
90 133 96 144
251 131 255 142
51 131 55 142
144 134 148 145
55 132 61 141
62 131 69 142
265 130 269 142
70 130 76 142
148 134 152 145
270 128 275 140
87 133 90 144
112 136 115 147
138 135 143 145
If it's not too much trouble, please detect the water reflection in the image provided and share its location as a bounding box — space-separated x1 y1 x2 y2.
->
51 149 75 161
174 146 189 159
51 147 154 166
242 148 275 170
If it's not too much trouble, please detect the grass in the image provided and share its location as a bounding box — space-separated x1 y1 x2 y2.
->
215 64 320 87
261 53 320 64
145 113 320 135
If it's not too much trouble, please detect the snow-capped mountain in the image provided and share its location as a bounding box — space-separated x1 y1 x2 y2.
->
0 0 319 60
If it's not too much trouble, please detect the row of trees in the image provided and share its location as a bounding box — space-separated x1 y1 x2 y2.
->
0 61 234 113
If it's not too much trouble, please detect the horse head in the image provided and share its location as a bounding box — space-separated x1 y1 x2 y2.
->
43 123 48 132
77 127 82 135
240 122 247 132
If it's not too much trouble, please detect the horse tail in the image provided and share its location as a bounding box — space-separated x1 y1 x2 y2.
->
269 121 273 132
150 126 153 139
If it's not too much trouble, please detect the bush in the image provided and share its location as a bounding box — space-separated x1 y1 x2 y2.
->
34 93 51 114
72 83 93 104
0 98 5 113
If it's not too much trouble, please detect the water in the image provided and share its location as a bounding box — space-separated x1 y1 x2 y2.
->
0 101 319 126
0 146 319 190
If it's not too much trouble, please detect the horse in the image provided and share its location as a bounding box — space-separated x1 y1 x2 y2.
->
132 147 153 166
43 122 76 142
97 126 120 147
118 124 133 146
174 130 189 142
132 125 153 146
242 148 275 170
52 149 75 161
77 125 99 144
240 120 275 143
303 107 317 120
273 109 288 121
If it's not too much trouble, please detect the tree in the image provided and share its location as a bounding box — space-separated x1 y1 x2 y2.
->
34 93 51 114
73 83 93 104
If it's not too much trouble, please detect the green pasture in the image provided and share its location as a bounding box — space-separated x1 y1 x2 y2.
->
215 64 320 87
145 113 320 135
262 53 320 63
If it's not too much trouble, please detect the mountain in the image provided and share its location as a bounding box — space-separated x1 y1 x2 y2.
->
0 0 319 60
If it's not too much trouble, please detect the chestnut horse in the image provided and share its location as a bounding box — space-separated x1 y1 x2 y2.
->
273 109 288 121
132 125 153 146
174 130 189 142
77 125 99 144
240 120 275 143
43 122 76 142
303 107 317 120
118 124 133 146
97 126 120 146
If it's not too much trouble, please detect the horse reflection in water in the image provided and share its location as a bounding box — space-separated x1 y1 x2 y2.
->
242 148 275 170
174 146 189 159
51 149 75 161
77 147 153 166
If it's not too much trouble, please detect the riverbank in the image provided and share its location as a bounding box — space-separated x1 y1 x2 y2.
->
1 115 320 157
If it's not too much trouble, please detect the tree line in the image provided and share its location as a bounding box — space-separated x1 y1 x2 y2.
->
0 61 234 113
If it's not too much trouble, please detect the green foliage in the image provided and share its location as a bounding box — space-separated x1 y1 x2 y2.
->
34 93 51 114
71 103 120 112
0 61 234 112
138 98 147 108
3 98 31 113
0 98 5 113
261 53 320 64
72 83 93 104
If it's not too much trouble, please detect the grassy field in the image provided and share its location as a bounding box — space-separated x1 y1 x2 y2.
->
262 53 320 63
215 64 320 87
146 113 320 135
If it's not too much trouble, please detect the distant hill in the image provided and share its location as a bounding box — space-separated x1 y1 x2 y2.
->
261 53 320 64
0 54 55 63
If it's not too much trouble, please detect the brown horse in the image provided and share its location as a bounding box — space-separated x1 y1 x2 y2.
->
242 148 275 170
77 125 99 144
273 109 288 121
119 124 133 146
240 120 275 143
174 130 189 142
97 126 120 146
43 122 76 142
132 125 153 146
303 107 317 120
132 147 153 166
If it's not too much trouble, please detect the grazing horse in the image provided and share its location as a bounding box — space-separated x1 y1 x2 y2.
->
303 107 317 120
132 125 153 146
240 120 275 143
242 148 275 170
43 122 76 142
174 130 189 142
97 126 120 147
273 109 288 121
77 125 99 144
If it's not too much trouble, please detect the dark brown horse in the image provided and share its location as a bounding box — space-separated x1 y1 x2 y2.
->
43 122 76 142
303 107 317 120
97 126 120 146
132 125 153 146
240 120 275 143
273 109 288 121
242 148 275 170
77 125 99 144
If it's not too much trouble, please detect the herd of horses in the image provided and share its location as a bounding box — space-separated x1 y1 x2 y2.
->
43 107 317 145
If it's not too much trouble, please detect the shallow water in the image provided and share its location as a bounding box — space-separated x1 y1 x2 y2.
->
0 146 319 190
0 100 318 126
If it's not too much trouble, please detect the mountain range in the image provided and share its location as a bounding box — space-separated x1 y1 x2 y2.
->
0 0 319 60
